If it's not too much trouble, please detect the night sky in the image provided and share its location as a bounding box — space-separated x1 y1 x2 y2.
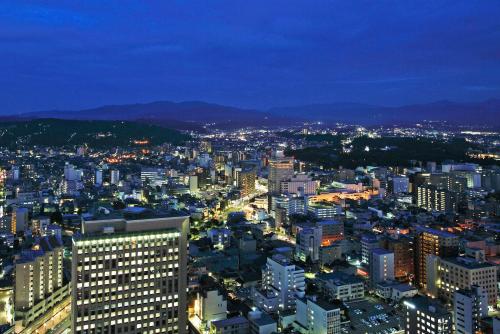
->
1 1 500 114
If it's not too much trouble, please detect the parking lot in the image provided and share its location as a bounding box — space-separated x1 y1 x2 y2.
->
343 297 403 334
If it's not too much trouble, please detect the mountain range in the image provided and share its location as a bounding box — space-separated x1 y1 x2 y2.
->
4 99 500 129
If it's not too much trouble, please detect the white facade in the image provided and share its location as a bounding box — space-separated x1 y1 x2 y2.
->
454 286 488 334
369 248 394 286
260 255 305 311
295 296 341 334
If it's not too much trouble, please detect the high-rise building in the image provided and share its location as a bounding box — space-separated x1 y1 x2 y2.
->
238 166 256 198
254 254 305 312
403 296 452 334
268 158 294 194
433 257 497 307
15 236 64 312
71 208 189 334
110 169 120 185
295 295 342 334
95 169 103 186
369 248 394 286
414 227 459 289
361 234 379 265
416 184 459 212
295 226 322 262
453 286 488 334
380 236 414 281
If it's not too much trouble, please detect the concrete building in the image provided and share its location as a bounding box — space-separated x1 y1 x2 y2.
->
390 176 409 194
316 272 364 301
110 169 120 185
295 296 342 334
403 296 452 334
433 256 497 307
380 236 414 281
454 286 488 334
255 255 305 312
280 174 318 196
295 226 322 262
268 158 294 194
369 248 395 286
361 234 379 265
191 277 227 333
14 236 64 310
416 184 459 212
71 208 189 334
316 220 344 245
414 227 459 289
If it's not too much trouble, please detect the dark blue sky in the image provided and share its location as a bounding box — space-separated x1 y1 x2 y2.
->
1 1 500 114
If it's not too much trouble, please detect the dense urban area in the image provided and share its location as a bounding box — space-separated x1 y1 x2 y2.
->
0 120 499 334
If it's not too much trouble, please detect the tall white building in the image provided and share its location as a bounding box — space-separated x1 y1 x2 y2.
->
110 169 120 185
454 286 488 334
255 255 305 312
369 248 394 286
71 208 189 334
295 226 322 262
295 296 342 334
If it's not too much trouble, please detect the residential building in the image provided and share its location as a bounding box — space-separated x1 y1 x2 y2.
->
454 286 488 334
403 296 452 334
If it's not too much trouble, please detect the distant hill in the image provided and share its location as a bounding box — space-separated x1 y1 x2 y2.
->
0 119 189 148
269 99 500 126
20 101 297 129
6 98 500 128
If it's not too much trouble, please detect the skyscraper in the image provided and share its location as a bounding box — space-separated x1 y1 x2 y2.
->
71 208 189 334
414 227 459 289
268 157 294 194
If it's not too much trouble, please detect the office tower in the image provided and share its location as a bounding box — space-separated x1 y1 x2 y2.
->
15 236 64 310
389 176 409 194
434 257 497 307
110 169 120 185
295 226 322 262
316 220 344 245
11 207 29 235
416 184 459 212
481 168 500 191
280 173 318 195
454 286 488 334
414 227 459 288
71 209 189 334
95 169 103 186
369 248 394 286
268 157 294 194
237 166 256 198
380 236 414 281
11 165 20 180
189 175 199 194
403 296 452 334
295 295 342 334
361 234 379 264
254 254 305 312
